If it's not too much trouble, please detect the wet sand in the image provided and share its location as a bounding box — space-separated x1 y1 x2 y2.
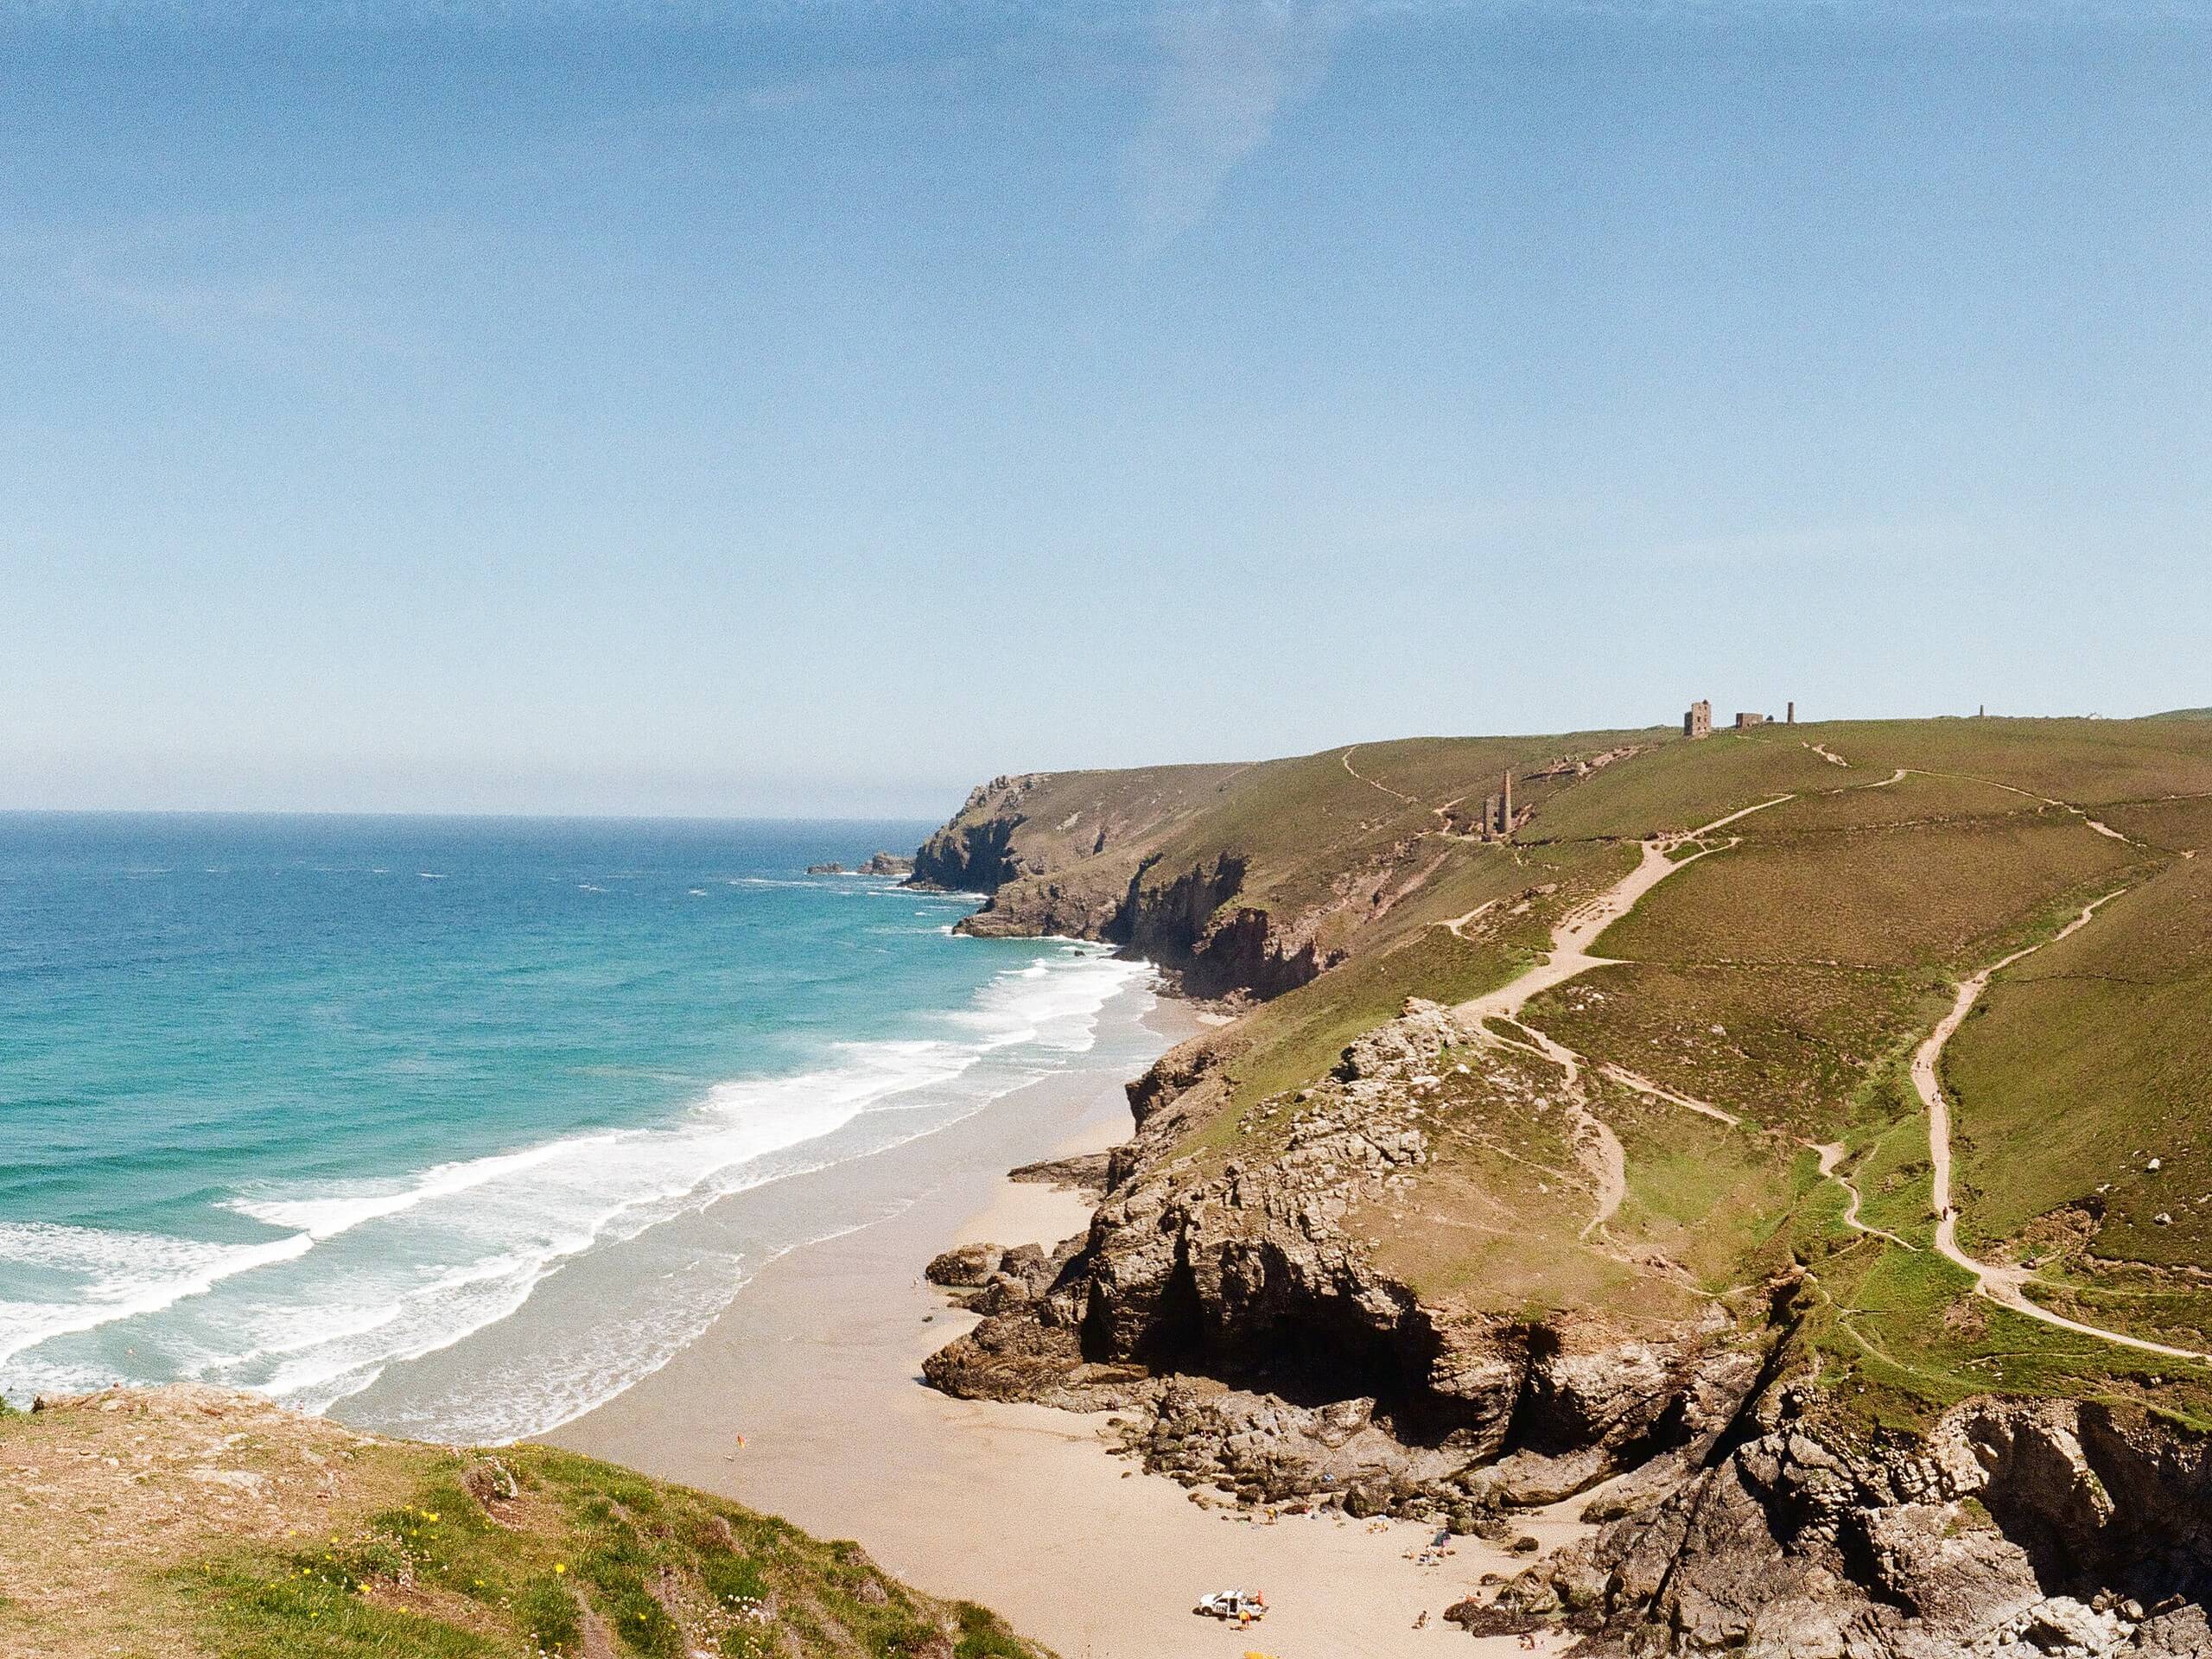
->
551 991 1588 1658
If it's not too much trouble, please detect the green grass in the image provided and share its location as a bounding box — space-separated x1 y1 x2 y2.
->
169 1445 1047 1659
185 1556 496 1659
1503 730 1834 844
1818 716 2212 805
1947 858 2212 1268
1847 1109 1936 1248
1749 767 2039 832
931 715 2212 1427
1599 1080 1802 1293
1358 1043 1675 1321
1134 731 1645 930
1524 962 1940 1140
1598 817 2139 970
1800 1243 2212 1438
2102 796 2212 853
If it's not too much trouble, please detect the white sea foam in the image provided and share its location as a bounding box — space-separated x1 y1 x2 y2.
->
1 945 1152 1427
422 1199 922 1445
0 1222 314 1373
230 1133 625 1240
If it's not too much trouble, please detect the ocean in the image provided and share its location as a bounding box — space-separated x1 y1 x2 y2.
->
0 813 1157 1440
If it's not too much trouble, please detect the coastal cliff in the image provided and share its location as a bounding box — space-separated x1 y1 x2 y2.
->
931 996 2212 1657
907 769 1334 996
927 1001 1761 1520
1490 1389 2212 1656
905 753 1525 999
913 721 2212 1656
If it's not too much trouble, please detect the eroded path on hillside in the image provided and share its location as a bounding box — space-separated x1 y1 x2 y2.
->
1441 764 2193 1362
1453 793 1794 1031
1483 1018 1627 1236
1916 887 2211 1363
1812 1142 1919 1251
1450 795 1795 1239
1907 766 2143 846
1440 899 1497 938
1598 1064 1741 1128
1340 746 1419 805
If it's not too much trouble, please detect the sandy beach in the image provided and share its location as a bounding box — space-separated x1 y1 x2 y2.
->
551 988 1591 1658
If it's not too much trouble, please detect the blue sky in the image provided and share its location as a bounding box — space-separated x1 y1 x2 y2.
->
4 2 2208 817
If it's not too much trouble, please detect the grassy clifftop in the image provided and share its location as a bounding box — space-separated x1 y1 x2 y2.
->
919 714 2212 1428
912 728 1662 989
0 1387 1043 1659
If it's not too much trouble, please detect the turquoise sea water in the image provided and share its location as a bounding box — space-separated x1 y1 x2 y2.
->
0 814 1149 1433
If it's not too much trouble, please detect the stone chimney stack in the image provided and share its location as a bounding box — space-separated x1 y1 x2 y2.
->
1787 701 1796 725
1499 771 1514 836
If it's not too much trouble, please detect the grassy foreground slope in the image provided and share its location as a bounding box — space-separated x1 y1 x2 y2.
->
941 715 2212 1430
0 1387 1042 1659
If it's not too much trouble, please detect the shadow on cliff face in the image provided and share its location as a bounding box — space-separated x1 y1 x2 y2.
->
1085 1240 1700 1468
1116 855 1332 1001
1979 1404 2212 1609
911 812 1025 893
1074 1230 1502 1450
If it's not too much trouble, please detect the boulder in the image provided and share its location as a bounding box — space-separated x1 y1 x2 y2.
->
924 1244 1003 1288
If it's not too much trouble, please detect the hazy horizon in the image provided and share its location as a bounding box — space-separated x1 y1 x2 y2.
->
8 2 2209 817
10 701 2206 823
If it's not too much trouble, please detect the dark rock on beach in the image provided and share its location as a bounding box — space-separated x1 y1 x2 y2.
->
1006 1152 1115 1197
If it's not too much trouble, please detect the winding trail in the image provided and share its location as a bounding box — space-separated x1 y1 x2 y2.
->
1813 1142 1920 1251
1341 746 1419 806
1450 795 1796 1237
1910 766 2144 846
1439 899 1498 938
1482 1017 1625 1237
1454 794 1794 1033
1916 887 2209 1363
1436 763 2188 1363
1597 1064 1741 1128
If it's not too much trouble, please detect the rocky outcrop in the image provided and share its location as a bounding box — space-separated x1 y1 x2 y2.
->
923 995 2212 1650
1006 1152 1114 1196
805 851 915 876
1475 1388 2212 1656
906 774 1334 1001
909 776 1046 894
925 1001 1757 1523
1119 854 1335 999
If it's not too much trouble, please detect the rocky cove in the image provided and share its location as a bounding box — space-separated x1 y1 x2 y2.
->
922 998 2212 1656
898 756 2212 1659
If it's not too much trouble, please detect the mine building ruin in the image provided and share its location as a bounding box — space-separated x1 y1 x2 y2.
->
1688 697 1796 737
1479 772 1516 841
